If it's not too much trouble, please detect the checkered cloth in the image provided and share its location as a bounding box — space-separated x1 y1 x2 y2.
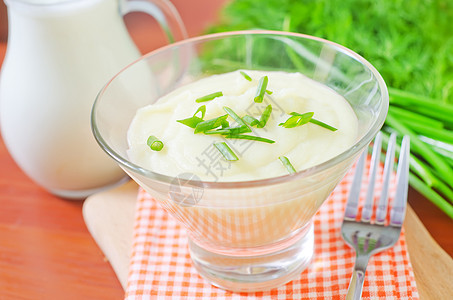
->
125 160 419 299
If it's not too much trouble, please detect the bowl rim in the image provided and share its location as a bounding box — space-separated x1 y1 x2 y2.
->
92 29 388 189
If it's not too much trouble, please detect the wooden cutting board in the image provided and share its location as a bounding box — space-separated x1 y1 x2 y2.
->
82 180 453 299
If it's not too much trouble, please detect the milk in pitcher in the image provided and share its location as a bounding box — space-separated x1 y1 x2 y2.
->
0 0 175 197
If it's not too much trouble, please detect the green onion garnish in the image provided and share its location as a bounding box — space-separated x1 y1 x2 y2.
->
279 112 337 131
205 126 250 135
177 105 206 128
241 105 273 129
266 89 273 95
279 112 314 128
223 106 252 132
309 118 338 131
177 116 203 128
243 115 260 127
224 134 275 144
279 156 296 174
240 71 252 81
214 142 239 161
194 105 207 119
194 114 229 133
147 135 164 151
195 91 223 103
257 104 272 128
254 76 268 103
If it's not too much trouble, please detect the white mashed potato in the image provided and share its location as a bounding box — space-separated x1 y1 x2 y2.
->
127 70 358 181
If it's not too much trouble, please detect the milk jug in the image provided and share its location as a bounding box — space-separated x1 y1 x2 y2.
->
0 0 187 198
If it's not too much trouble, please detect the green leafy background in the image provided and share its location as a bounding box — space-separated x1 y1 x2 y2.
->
208 0 453 103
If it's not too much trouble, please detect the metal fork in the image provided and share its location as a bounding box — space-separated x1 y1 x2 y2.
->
341 132 410 300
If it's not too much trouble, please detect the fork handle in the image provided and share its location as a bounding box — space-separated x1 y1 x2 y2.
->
346 255 370 300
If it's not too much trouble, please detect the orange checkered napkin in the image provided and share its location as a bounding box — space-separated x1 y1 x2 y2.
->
125 165 419 299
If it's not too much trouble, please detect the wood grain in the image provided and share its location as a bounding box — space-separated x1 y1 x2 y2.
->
83 181 453 298
0 137 124 299
404 207 453 299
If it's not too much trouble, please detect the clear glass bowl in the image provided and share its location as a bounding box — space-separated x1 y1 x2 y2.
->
92 30 388 292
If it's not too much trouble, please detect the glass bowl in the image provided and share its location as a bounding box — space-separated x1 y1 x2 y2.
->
92 30 388 292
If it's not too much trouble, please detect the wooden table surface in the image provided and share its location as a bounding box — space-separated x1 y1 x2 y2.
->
0 1 452 299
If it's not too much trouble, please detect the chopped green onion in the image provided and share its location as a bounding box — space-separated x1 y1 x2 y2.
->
239 72 272 95
279 112 337 131
194 105 206 119
221 119 230 128
205 125 250 135
257 105 272 128
147 135 164 151
254 76 268 103
177 116 203 128
240 71 252 81
214 142 239 161
243 115 260 126
224 134 275 144
194 114 229 133
309 118 337 131
279 156 296 174
223 106 252 132
177 105 206 128
279 112 314 128
195 91 223 103
242 105 273 128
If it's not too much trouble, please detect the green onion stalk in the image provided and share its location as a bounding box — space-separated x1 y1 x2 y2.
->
381 89 453 219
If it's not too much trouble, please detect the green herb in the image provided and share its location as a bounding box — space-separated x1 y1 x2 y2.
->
194 105 207 119
257 105 273 128
309 119 337 131
194 114 229 133
224 134 275 144
214 142 239 161
279 156 296 174
223 106 252 132
147 135 164 151
385 113 453 184
243 115 260 127
195 91 223 103
205 126 250 135
279 112 336 131
242 105 273 128
254 76 268 103
177 105 207 128
279 112 313 128
240 71 252 81
208 0 453 103
177 116 203 128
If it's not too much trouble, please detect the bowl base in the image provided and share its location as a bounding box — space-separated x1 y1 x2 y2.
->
188 221 314 292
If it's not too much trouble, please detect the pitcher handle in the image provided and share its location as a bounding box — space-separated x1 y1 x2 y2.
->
121 0 188 43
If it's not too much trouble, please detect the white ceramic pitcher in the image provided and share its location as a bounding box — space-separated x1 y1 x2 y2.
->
0 0 187 198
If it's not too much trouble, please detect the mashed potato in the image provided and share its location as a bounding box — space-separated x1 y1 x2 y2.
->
127 70 358 182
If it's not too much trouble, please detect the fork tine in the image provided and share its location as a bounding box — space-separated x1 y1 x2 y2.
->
390 135 410 226
342 133 410 300
361 132 383 222
375 133 397 224
344 149 367 220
